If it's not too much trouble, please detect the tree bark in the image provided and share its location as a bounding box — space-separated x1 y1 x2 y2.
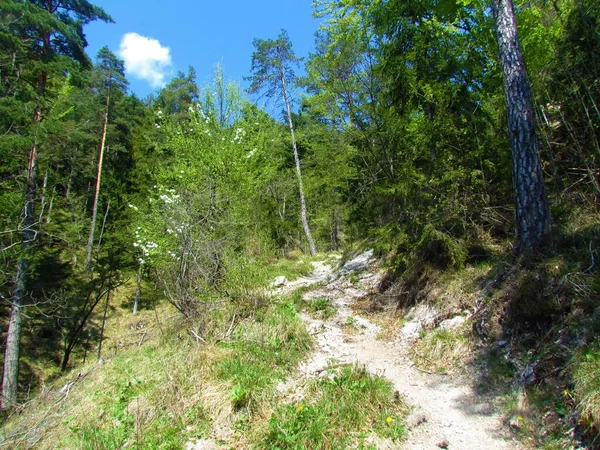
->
1 108 40 409
61 285 108 371
85 94 110 270
133 264 142 314
279 68 317 256
331 209 340 251
97 287 111 361
492 0 550 253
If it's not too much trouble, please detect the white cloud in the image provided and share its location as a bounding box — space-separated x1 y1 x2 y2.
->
118 32 172 88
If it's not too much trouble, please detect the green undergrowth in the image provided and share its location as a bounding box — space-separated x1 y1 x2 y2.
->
217 301 312 412
264 255 315 283
382 206 600 448
0 294 313 449
573 341 600 443
255 365 407 449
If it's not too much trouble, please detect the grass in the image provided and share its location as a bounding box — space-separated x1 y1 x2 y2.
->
264 256 315 283
254 365 407 449
412 326 472 374
0 297 313 449
287 286 337 320
216 301 312 413
574 340 600 441
305 297 336 320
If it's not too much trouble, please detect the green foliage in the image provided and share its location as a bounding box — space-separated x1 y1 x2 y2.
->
216 301 312 410
574 341 600 432
415 225 467 270
257 365 406 449
265 256 314 282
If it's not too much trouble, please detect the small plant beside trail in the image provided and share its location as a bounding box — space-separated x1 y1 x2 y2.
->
413 327 472 375
256 365 407 449
216 301 312 413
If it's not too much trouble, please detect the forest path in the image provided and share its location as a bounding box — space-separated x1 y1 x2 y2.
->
274 251 520 450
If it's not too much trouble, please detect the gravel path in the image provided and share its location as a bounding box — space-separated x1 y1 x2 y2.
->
280 253 520 450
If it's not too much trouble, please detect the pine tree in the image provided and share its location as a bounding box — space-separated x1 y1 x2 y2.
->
248 30 317 256
85 47 128 270
491 0 550 252
0 0 112 409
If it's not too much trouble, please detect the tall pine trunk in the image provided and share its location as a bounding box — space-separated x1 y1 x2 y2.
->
492 0 550 252
279 69 317 256
1 108 40 409
85 94 110 270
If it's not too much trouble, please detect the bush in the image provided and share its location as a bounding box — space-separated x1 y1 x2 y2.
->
415 225 466 270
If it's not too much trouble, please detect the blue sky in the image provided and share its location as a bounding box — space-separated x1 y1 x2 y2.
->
84 1 323 100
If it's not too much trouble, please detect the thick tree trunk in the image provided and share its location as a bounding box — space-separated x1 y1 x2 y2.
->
492 0 550 253
85 94 110 270
279 72 317 256
2 112 40 409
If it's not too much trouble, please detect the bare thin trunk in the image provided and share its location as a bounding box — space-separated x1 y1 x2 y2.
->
331 209 340 251
2 110 40 409
97 200 110 249
45 186 55 224
38 169 48 222
279 70 316 256
97 287 111 360
492 0 550 253
85 94 110 270
61 284 109 371
133 264 142 314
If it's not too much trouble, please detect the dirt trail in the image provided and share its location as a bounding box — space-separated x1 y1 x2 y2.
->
278 252 519 450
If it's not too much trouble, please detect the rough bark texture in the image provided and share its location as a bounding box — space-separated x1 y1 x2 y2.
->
85 94 110 270
492 0 550 253
279 67 317 256
2 110 40 408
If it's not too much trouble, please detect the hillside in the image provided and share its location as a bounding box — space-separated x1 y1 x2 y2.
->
1 0 599 448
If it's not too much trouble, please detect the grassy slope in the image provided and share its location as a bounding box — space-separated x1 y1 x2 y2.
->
0 255 407 449
374 206 600 449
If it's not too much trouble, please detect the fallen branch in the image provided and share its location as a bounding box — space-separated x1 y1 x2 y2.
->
189 329 207 343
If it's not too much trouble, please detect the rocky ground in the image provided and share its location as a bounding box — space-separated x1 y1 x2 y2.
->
189 251 520 449
274 251 519 450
